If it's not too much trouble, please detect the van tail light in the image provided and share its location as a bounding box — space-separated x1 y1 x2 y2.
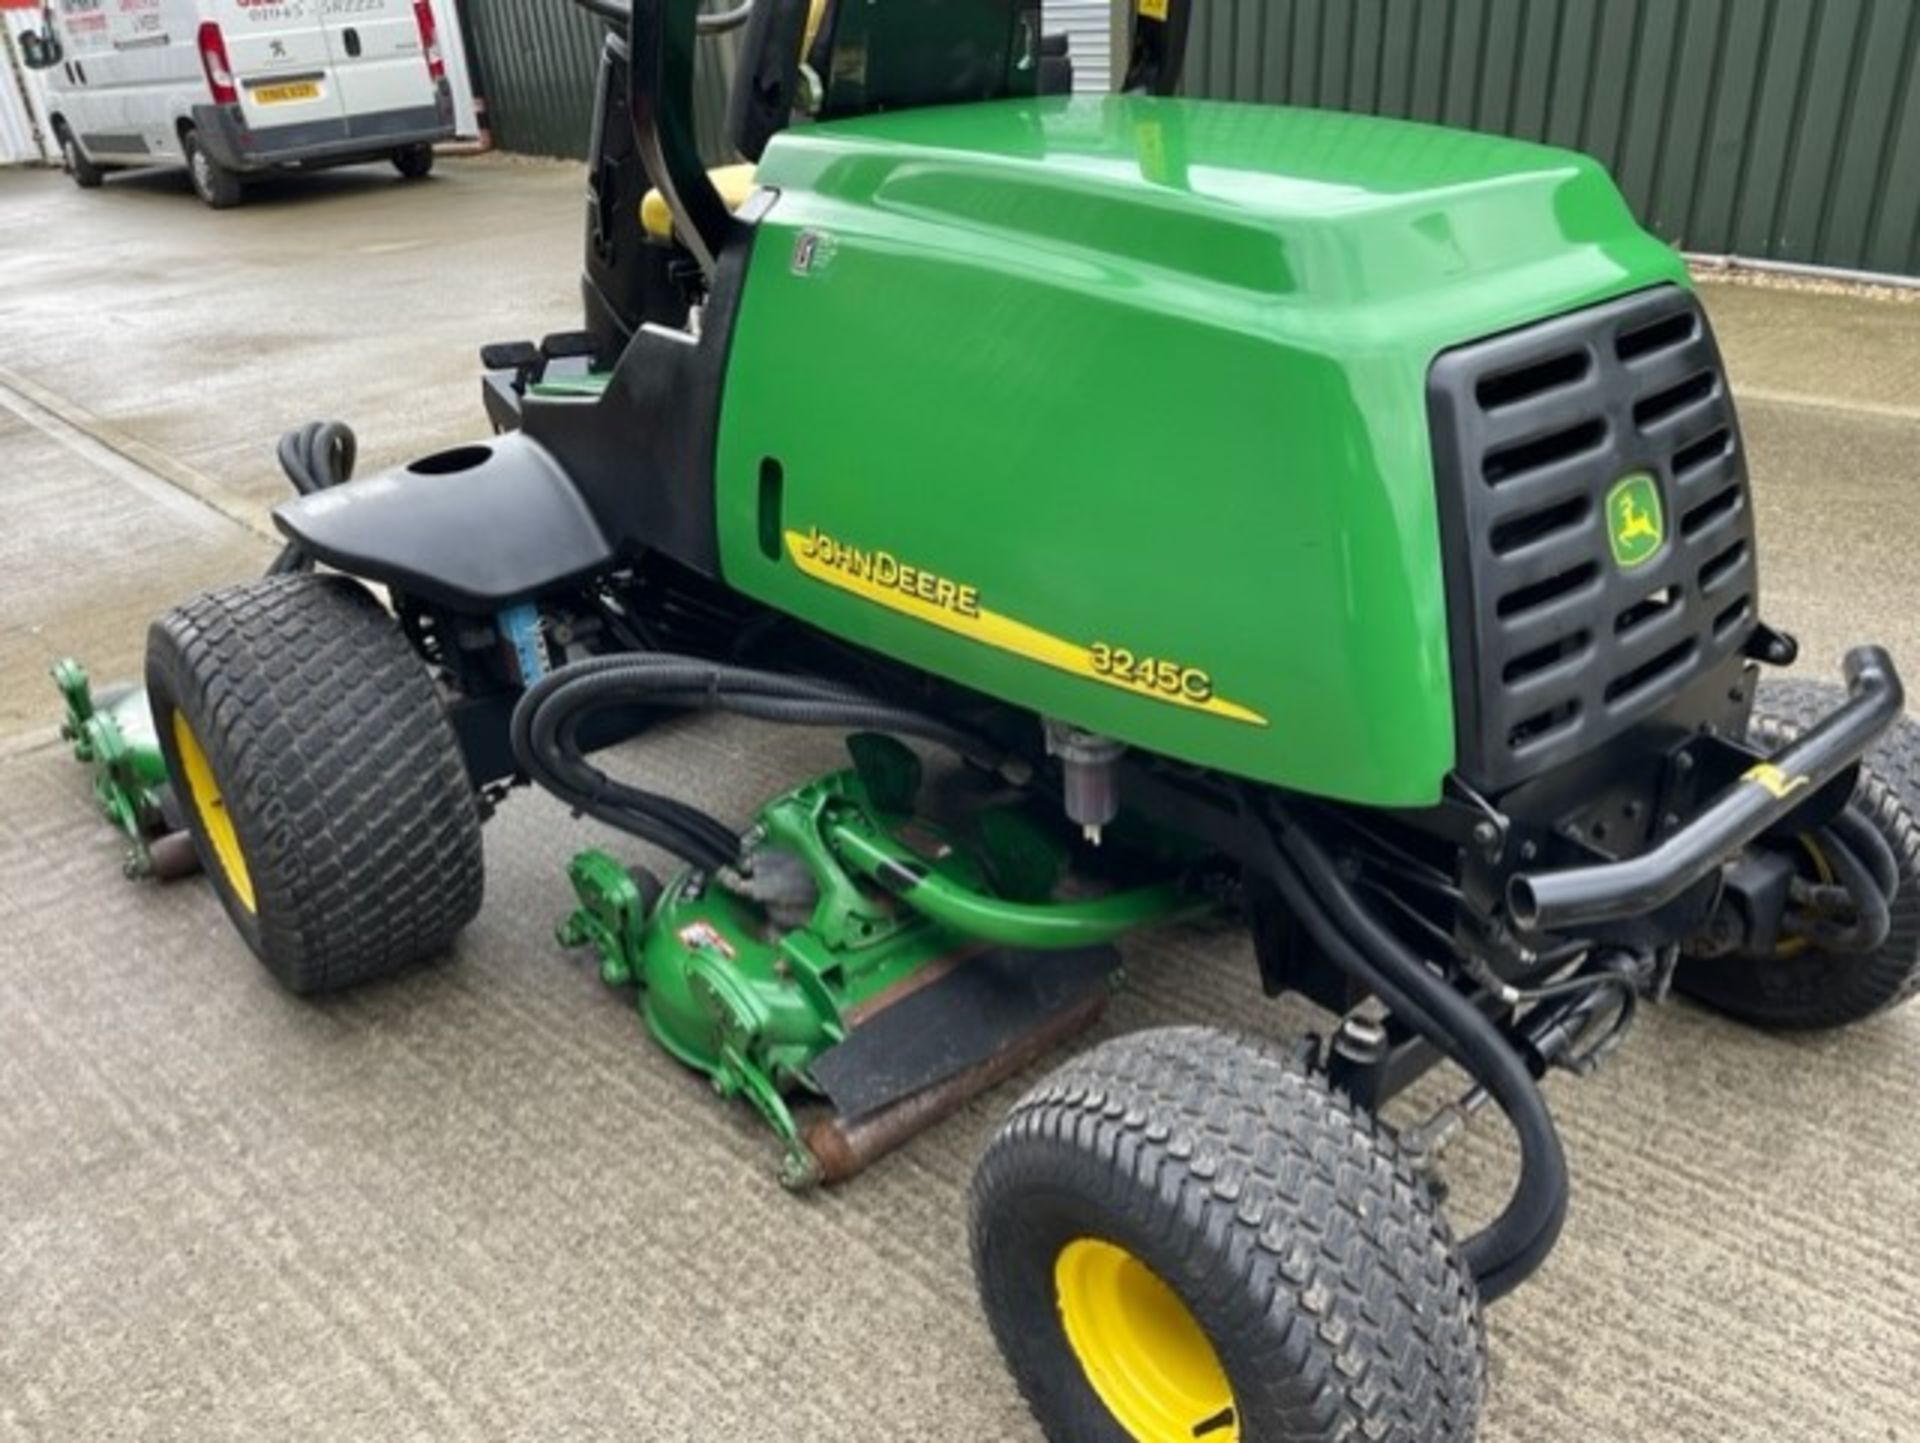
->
411 0 446 82
196 22 238 105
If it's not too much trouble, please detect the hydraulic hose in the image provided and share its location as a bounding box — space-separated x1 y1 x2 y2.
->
1261 800 1570 1303
267 420 357 576
1828 804 1900 905
511 653 990 873
1794 825 1894 954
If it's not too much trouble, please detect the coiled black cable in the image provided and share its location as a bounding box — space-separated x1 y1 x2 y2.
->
267 420 357 575
277 419 357 497
511 653 990 873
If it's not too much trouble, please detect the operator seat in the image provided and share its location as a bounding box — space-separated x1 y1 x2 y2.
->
639 0 1052 245
640 161 758 239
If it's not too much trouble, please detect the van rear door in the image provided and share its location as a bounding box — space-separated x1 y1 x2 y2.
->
314 0 438 120
211 0 345 137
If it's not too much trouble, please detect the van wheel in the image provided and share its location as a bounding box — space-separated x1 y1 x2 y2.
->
392 144 435 180
58 126 104 189
184 130 243 209
145 574 485 994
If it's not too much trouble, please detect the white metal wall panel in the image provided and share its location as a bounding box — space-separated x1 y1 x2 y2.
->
427 0 478 139
1 17 53 166
1042 0 1113 94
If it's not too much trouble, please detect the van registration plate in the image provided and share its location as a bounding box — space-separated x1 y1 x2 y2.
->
252 81 320 105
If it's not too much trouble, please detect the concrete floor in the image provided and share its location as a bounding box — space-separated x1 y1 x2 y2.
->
1 155 1917 1442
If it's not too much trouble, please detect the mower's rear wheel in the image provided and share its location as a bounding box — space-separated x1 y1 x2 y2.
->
1678 680 1920 1029
971 1027 1485 1443
146 574 484 994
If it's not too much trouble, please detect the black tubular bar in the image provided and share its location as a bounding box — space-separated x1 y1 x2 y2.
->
1509 646 1904 934
629 0 736 275
1122 0 1192 95
726 0 811 163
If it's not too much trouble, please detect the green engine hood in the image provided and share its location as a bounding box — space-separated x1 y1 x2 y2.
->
752 94 1678 322
716 96 1689 805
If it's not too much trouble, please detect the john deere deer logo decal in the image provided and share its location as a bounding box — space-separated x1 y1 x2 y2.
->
1606 473 1665 569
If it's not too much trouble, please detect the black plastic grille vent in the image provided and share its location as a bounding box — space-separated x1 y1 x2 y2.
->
1428 285 1757 791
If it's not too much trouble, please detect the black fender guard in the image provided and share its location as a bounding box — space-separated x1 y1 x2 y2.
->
274 432 616 611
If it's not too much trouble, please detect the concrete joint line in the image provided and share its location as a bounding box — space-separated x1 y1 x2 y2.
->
0 729 70 763
0 365 280 544
1736 385 1920 426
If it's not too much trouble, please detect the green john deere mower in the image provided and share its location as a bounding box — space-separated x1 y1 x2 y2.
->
53 2 1920 1438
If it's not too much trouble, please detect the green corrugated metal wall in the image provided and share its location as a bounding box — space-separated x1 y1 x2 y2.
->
462 0 739 161
1186 0 1920 277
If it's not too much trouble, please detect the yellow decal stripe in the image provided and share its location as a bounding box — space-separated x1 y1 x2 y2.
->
1743 762 1811 801
786 531 1268 728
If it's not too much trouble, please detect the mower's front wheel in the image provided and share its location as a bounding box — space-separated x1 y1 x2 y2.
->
1678 679 1920 1029
971 1026 1484 1443
146 574 484 994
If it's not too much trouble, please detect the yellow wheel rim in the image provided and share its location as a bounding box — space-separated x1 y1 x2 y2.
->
1055 1239 1239 1442
172 710 256 914
1774 835 1835 959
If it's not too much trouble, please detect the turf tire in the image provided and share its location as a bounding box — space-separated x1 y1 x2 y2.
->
1677 679 1920 1029
146 574 484 994
971 1026 1485 1443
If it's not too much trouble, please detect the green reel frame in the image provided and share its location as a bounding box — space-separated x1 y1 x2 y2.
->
560 734 1202 1185
51 660 187 879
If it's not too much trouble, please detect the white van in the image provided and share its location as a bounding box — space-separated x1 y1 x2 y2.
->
17 0 454 208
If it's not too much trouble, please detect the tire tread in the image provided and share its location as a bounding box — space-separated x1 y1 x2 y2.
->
147 574 483 993
971 1026 1485 1443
